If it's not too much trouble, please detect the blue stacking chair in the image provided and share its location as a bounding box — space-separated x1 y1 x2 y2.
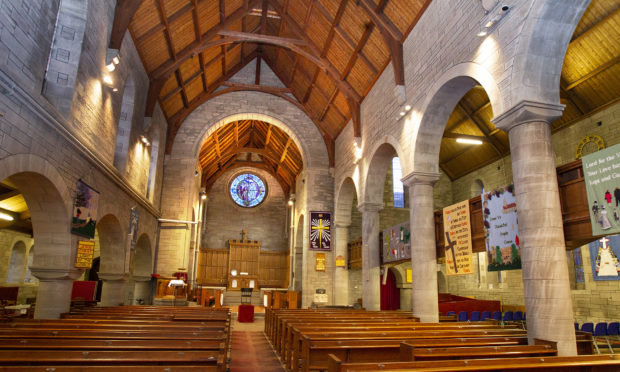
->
514 311 523 322
446 311 456 316
607 322 620 340
581 322 594 334
458 311 468 322
469 311 481 322
492 311 502 321
502 311 514 322
593 322 611 353
481 311 491 320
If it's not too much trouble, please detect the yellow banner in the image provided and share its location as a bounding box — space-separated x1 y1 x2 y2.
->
75 240 95 269
442 200 473 275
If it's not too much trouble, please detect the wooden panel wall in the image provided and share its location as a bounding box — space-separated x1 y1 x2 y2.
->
259 251 289 288
228 244 260 276
348 239 362 269
197 249 228 286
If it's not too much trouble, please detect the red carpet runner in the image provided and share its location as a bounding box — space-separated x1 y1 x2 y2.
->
229 331 285 372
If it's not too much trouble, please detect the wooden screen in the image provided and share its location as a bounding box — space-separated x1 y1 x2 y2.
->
228 239 260 276
348 239 362 269
196 249 228 286
259 251 288 288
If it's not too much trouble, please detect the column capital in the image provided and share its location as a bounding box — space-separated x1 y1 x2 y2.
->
401 171 441 187
357 202 383 213
98 272 129 281
30 267 83 281
492 100 565 133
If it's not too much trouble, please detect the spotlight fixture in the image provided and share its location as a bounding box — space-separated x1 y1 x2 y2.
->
201 193 207 200
112 88 118 92
103 75 113 85
112 55 120 65
477 28 488 37
105 63 115 72
404 105 411 111
400 111 405 116
288 199 294 206
456 138 483 145
478 4 510 37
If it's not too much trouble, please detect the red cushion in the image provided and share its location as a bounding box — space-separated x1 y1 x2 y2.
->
238 304 254 322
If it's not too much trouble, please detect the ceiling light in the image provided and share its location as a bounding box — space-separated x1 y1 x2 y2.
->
105 63 115 72
404 105 411 111
112 55 120 65
0 212 14 221
456 138 483 145
103 75 113 85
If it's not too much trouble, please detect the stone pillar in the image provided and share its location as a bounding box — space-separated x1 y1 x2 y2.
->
358 202 382 310
333 223 350 305
99 272 128 306
493 100 576 356
132 275 153 305
402 171 440 322
31 268 83 319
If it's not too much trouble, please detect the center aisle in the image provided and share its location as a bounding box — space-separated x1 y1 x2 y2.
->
229 331 285 372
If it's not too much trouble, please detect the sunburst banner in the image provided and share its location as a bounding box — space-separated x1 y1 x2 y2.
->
310 211 332 251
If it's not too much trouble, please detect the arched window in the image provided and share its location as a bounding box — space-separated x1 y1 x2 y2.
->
24 245 37 284
146 126 159 200
392 157 404 208
7 241 26 283
113 79 136 173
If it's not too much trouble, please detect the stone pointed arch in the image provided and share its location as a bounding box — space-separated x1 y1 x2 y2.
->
96 214 125 275
412 62 502 175
363 140 404 206
335 177 359 226
132 233 153 277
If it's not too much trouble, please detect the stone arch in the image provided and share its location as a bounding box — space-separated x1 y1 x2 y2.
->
24 245 36 284
335 177 359 226
389 265 406 287
509 0 590 106
96 214 125 274
170 91 328 169
0 154 73 269
363 142 403 205
7 241 27 283
132 234 152 277
293 214 304 292
412 62 502 174
114 75 136 172
471 179 485 199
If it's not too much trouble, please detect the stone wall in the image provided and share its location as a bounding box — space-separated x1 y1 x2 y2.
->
202 167 288 252
0 230 37 304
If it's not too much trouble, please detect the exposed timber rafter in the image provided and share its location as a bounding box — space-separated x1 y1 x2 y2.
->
358 0 406 103
109 0 143 50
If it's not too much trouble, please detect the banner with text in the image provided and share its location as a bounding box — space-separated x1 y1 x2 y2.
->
483 185 521 271
582 143 620 235
442 200 473 275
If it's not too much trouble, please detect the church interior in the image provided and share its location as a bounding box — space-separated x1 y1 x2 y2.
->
0 0 619 370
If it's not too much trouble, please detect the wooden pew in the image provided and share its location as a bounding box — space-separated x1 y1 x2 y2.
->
327 353 620 372
0 338 225 351
0 366 216 371
400 343 557 361
301 336 529 371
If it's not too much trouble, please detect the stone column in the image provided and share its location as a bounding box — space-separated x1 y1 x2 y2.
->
358 202 382 310
132 275 153 305
333 223 350 305
99 272 128 306
493 100 576 356
402 171 440 322
30 268 83 319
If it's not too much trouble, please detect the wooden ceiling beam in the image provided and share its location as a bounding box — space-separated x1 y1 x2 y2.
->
204 161 291 195
570 7 620 45
234 120 239 147
109 0 143 50
264 124 273 146
358 0 405 95
341 22 374 81
0 189 19 202
560 79 589 115
457 102 504 155
565 54 620 91
269 0 362 103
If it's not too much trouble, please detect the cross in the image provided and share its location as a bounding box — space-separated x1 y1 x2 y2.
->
600 236 610 249
445 232 458 274
312 219 329 249
242 229 248 241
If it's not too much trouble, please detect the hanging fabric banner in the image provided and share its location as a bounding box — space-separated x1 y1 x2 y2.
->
483 184 521 271
381 221 411 263
442 200 473 275
581 143 620 235
71 180 99 239
588 234 620 281
309 211 332 250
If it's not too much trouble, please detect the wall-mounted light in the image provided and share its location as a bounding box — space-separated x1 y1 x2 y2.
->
103 75 113 85
112 55 120 65
288 199 294 206
0 212 14 221
106 63 115 72
456 137 483 145
201 193 207 200
477 4 511 37
112 88 118 92
140 135 151 147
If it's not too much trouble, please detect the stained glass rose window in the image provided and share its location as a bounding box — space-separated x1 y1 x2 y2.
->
229 173 267 207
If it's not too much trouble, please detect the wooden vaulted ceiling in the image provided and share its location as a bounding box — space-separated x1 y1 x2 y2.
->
0 181 32 236
121 0 431 165
199 119 303 195
439 0 619 180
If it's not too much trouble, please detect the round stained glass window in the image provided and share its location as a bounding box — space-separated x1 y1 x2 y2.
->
229 173 267 207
